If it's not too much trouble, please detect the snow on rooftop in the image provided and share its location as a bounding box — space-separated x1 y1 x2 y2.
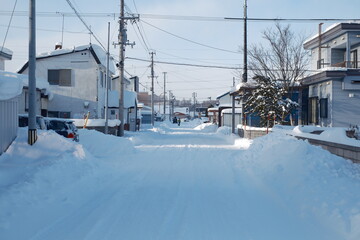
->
0 70 23 100
72 119 121 127
221 108 242 114
0 70 52 100
124 90 137 108
108 90 119 108
235 81 256 91
36 44 116 74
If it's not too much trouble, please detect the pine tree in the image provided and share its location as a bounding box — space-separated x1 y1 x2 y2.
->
245 75 298 126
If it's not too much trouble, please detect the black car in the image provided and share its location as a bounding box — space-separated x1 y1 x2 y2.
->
44 118 79 142
18 114 47 130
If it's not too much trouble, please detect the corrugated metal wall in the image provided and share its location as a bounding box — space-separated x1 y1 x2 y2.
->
0 97 18 155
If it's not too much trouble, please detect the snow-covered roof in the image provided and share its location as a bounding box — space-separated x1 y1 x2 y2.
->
216 91 230 100
107 90 137 108
235 82 256 91
18 44 116 74
0 71 23 100
72 119 121 127
124 90 137 108
108 90 119 108
174 107 189 115
0 70 52 100
303 23 341 45
221 108 242 114
0 46 13 60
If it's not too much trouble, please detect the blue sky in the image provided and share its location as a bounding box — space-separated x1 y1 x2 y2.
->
1 0 360 101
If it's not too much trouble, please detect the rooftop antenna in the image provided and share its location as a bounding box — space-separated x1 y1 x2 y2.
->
61 13 65 46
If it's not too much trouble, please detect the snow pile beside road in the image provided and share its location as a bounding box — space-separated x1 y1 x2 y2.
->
216 126 232 135
273 125 360 147
0 129 132 239
78 129 134 157
237 131 360 239
0 128 87 190
193 123 217 132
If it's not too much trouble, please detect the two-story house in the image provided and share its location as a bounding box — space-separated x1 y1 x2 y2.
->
300 23 360 127
18 44 117 119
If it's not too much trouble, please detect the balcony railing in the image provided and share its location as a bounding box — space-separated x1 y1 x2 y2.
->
331 61 359 69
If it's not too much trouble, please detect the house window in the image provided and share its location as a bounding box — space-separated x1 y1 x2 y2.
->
48 111 59 118
351 50 358 68
319 98 328 118
48 69 72 86
308 97 318 124
111 110 115 115
100 72 104 87
48 111 71 118
59 112 71 119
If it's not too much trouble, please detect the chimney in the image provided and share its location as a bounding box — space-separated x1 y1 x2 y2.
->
55 42 62 50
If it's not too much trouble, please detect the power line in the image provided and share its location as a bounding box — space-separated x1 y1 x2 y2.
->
126 56 240 70
140 19 240 54
2 11 360 23
0 23 88 34
126 56 327 74
65 0 106 50
1 0 18 53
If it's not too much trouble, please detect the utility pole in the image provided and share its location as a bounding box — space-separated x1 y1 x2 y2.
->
243 0 248 83
28 0 37 145
169 90 173 121
232 77 236 134
116 0 137 136
150 51 155 126
117 0 125 136
192 92 197 119
105 22 110 134
163 72 166 120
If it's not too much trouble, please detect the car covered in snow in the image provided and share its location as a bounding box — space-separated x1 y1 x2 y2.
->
18 114 47 130
44 118 79 142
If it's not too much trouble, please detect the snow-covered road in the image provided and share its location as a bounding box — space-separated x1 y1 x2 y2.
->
0 122 360 240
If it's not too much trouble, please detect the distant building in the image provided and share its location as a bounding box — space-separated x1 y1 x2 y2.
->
212 91 242 127
300 23 360 127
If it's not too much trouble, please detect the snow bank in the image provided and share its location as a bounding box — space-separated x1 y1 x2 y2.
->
78 129 134 157
193 122 217 132
0 128 87 190
236 132 360 239
273 125 360 147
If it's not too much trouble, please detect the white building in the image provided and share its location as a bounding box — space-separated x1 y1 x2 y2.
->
18 44 117 119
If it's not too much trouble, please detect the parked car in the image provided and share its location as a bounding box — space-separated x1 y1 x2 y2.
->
44 118 79 142
18 114 46 130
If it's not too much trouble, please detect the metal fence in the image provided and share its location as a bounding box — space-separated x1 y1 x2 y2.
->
0 97 18 155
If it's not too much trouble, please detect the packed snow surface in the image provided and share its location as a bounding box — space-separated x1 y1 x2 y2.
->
1 121 360 240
